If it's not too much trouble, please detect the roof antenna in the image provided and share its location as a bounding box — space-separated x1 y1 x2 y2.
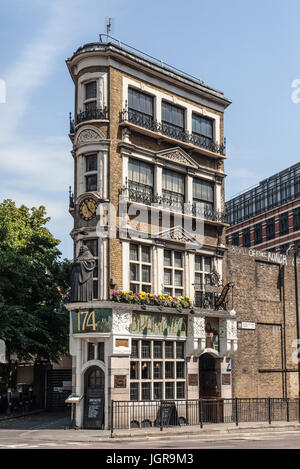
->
106 17 112 39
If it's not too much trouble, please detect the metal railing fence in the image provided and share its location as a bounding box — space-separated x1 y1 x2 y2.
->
110 398 300 435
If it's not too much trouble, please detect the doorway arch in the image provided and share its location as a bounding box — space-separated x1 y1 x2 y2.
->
83 366 105 429
199 353 221 398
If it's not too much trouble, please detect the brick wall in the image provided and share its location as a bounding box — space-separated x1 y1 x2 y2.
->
227 245 300 398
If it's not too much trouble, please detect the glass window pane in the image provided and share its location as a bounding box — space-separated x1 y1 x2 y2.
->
130 383 139 401
142 265 151 283
162 169 184 194
176 342 184 358
165 342 174 359
141 246 151 263
130 244 139 261
141 341 151 358
174 270 183 287
195 273 202 288
153 362 163 379
165 362 174 379
128 88 153 116
141 383 151 400
176 362 185 379
192 114 213 139
153 382 163 400
175 289 183 297
84 100 97 111
98 342 104 362
164 250 172 266
130 263 139 281
86 174 97 192
193 179 214 203
204 257 212 272
162 101 184 128
85 81 97 99
154 341 162 358
86 154 97 172
195 255 202 272
131 340 139 358
174 252 182 268
141 362 151 379
176 382 185 399
130 362 139 380
165 382 174 399
164 269 172 286
128 158 153 186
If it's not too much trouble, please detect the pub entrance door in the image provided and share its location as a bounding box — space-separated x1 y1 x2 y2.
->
83 366 105 429
199 353 222 423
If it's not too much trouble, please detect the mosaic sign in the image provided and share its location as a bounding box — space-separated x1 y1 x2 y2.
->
72 309 112 333
131 311 188 337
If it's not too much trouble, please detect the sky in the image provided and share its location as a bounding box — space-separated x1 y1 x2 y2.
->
0 0 299 259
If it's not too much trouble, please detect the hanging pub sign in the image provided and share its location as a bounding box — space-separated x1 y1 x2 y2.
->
215 283 233 309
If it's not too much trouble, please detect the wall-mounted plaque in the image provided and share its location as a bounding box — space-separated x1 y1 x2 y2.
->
222 374 231 385
114 375 127 388
115 339 128 348
188 374 198 386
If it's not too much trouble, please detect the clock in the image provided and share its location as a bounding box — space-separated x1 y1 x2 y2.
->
79 198 98 221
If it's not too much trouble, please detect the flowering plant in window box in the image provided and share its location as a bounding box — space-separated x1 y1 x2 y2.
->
111 290 192 310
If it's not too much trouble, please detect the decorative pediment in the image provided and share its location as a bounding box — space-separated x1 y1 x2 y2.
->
155 225 203 249
156 147 198 169
75 127 105 147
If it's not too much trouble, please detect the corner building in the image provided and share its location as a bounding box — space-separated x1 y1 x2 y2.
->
66 36 236 429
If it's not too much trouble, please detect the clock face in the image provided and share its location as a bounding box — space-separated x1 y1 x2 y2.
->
79 198 98 221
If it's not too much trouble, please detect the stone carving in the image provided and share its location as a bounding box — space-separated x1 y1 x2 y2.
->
70 245 96 302
188 316 205 339
122 127 131 143
156 147 198 169
76 128 105 146
112 310 132 334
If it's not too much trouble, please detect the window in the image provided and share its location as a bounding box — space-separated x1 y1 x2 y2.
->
244 199 253 219
279 212 289 236
165 382 174 399
266 218 275 240
128 87 154 120
141 340 151 358
295 176 300 197
130 383 139 401
163 250 184 297
192 114 213 148
153 341 163 358
255 193 265 214
153 362 163 379
88 343 96 361
141 362 151 380
85 153 98 192
84 81 97 111
254 223 262 245
267 187 277 208
294 208 300 232
130 244 152 293
194 255 213 308
281 181 291 203
131 339 139 358
162 168 185 211
232 232 239 246
98 342 104 362
193 178 214 214
242 227 251 247
130 339 185 400
83 239 99 299
128 158 153 202
153 382 163 400
130 362 139 380
165 342 174 359
162 101 184 130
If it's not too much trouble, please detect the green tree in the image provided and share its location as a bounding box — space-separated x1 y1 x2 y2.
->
0 199 71 369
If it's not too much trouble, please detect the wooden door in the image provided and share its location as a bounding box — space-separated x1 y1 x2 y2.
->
83 367 105 429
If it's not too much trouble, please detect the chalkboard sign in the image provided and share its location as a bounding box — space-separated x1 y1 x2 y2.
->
155 401 180 427
87 397 103 420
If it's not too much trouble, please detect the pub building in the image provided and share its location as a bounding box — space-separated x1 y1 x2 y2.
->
65 35 237 429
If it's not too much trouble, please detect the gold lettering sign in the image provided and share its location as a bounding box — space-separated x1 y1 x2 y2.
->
131 311 187 337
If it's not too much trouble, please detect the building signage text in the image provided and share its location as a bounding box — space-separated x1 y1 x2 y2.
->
131 311 187 337
72 309 112 333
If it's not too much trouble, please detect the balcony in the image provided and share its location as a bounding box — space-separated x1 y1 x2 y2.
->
77 106 108 125
119 182 226 224
120 108 226 157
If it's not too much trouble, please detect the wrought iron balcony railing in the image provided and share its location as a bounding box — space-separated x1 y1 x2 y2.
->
119 182 226 223
76 106 108 125
120 108 226 156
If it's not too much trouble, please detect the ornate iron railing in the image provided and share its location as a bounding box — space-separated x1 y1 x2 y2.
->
77 106 108 125
120 108 226 155
119 182 226 223
69 113 75 134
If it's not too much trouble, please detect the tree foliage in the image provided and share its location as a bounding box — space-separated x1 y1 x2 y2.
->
0 199 71 363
